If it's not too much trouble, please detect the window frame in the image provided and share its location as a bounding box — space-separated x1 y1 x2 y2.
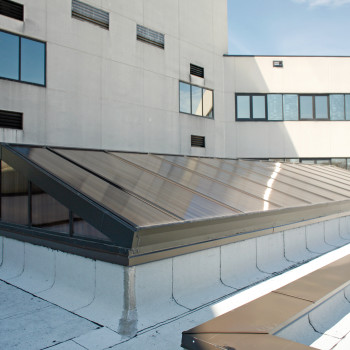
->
179 81 214 119
0 29 46 87
235 93 350 121
235 93 267 121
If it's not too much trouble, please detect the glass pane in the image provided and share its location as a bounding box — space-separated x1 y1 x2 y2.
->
285 159 299 163
252 96 266 119
283 94 299 121
191 85 203 116
0 31 19 80
236 96 250 119
330 95 344 121
345 95 350 121
347 159 350 170
301 159 315 164
315 96 328 120
31 183 69 234
15 147 178 227
21 38 45 85
73 214 111 242
203 89 213 118
179 82 191 114
116 152 283 212
1 161 28 225
316 159 330 165
55 149 235 220
331 158 347 169
267 94 283 121
300 96 313 119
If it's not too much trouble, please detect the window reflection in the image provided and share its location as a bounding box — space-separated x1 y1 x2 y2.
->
267 94 282 121
0 31 19 80
0 30 45 86
21 38 45 85
300 96 313 119
203 89 213 118
315 96 328 120
330 95 344 121
179 82 191 114
1 161 28 225
179 82 214 118
236 96 250 119
31 183 70 234
73 214 111 242
252 96 266 119
283 94 298 121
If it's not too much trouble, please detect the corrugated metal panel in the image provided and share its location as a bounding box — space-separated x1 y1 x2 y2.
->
137 24 164 49
0 110 22 129
0 0 23 21
72 0 109 29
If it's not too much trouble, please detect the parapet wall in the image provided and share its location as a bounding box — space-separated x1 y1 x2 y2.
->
1 215 350 338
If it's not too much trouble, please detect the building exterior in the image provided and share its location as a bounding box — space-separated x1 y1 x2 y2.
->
1 0 350 165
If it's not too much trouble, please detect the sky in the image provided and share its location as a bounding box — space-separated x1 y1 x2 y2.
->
227 0 350 56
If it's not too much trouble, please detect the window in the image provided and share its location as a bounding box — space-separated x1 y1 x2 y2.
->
137 24 164 49
0 109 22 129
72 0 109 29
330 95 345 121
179 82 214 118
299 96 313 120
236 95 266 120
0 0 23 21
0 30 45 86
267 94 283 121
236 93 350 121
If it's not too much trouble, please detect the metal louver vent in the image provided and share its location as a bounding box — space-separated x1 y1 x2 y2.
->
191 135 205 148
72 0 109 30
190 64 204 78
0 110 23 130
0 0 23 21
137 24 164 49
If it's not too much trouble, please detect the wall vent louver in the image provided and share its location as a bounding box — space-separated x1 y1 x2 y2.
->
72 0 109 29
0 110 23 130
191 135 206 148
0 0 23 21
190 64 204 78
137 24 165 49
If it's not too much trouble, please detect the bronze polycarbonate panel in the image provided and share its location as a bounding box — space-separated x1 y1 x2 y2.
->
182 333 316 350
195 157 329 204
54 149 236 220
279 163 350 193
114 152 281 212
222 159 349 201
296 163 350 183
186 292 311 334
15 147 178 227
158 155 311 207
253 160 350 195
275 254 350 302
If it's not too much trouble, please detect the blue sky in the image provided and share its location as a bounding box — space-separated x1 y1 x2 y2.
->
227 0 350 56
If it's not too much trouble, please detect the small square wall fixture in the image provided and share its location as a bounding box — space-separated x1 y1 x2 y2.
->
273 60 283 68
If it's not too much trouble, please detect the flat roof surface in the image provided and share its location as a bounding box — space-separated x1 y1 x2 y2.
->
2 243 350 349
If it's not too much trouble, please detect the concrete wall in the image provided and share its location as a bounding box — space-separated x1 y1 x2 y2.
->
0 0 228 156
225 56 350 159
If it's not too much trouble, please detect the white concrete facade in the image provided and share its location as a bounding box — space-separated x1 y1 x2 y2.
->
1 1 350 159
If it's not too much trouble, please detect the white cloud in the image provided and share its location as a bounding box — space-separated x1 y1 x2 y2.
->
294 0 350 6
